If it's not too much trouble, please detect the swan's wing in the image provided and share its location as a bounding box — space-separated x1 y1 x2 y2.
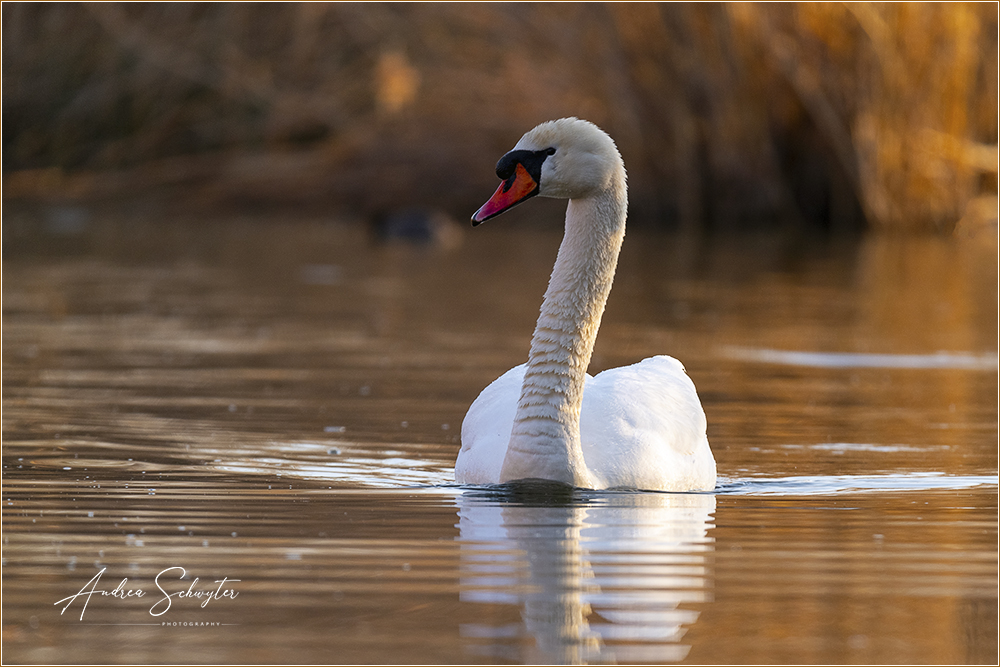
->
455 364 526 484
580 355 716 491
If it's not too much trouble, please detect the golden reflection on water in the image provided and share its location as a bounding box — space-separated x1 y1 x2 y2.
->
2 214 997 663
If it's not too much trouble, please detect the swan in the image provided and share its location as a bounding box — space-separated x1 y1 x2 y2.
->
455 117 716 491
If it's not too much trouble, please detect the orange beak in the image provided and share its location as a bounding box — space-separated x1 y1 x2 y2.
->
471 163 539 226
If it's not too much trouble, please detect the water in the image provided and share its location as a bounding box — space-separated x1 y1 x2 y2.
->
3 210 997 664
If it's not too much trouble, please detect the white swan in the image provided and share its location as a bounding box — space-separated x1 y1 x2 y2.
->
455 118 716 491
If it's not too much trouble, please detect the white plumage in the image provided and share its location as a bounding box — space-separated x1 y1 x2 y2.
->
455 118 716 491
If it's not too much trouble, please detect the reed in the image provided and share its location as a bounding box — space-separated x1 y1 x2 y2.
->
3 3 996 233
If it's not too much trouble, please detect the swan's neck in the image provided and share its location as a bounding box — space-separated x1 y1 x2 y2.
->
500 177 627 487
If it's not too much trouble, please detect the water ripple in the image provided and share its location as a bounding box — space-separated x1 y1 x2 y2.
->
723 347 999 371
717 472 999 495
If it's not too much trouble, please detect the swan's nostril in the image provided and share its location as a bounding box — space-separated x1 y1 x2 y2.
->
500 173 516 193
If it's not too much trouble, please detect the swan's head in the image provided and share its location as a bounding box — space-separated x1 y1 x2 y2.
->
472 117 625 225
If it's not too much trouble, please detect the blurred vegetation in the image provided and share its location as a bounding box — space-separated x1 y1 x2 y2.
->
3 2 997 234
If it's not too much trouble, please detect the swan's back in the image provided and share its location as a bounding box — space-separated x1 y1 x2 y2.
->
457 356 715 491
580 356 715 491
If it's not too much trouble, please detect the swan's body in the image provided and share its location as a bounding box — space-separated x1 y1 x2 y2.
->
455 118 716 491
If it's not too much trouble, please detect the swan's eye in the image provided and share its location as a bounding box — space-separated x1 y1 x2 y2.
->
545 147 556 156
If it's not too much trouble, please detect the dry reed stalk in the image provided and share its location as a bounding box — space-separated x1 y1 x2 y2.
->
3 3 996 233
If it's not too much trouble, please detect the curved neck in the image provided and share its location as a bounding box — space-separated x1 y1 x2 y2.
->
500 175 627 486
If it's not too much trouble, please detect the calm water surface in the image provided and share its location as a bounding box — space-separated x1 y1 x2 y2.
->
3 212 997 664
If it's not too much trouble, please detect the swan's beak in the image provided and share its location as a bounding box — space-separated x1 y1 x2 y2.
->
471 163 539 226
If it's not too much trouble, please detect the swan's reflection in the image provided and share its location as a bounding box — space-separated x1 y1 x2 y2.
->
456 484 715 664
